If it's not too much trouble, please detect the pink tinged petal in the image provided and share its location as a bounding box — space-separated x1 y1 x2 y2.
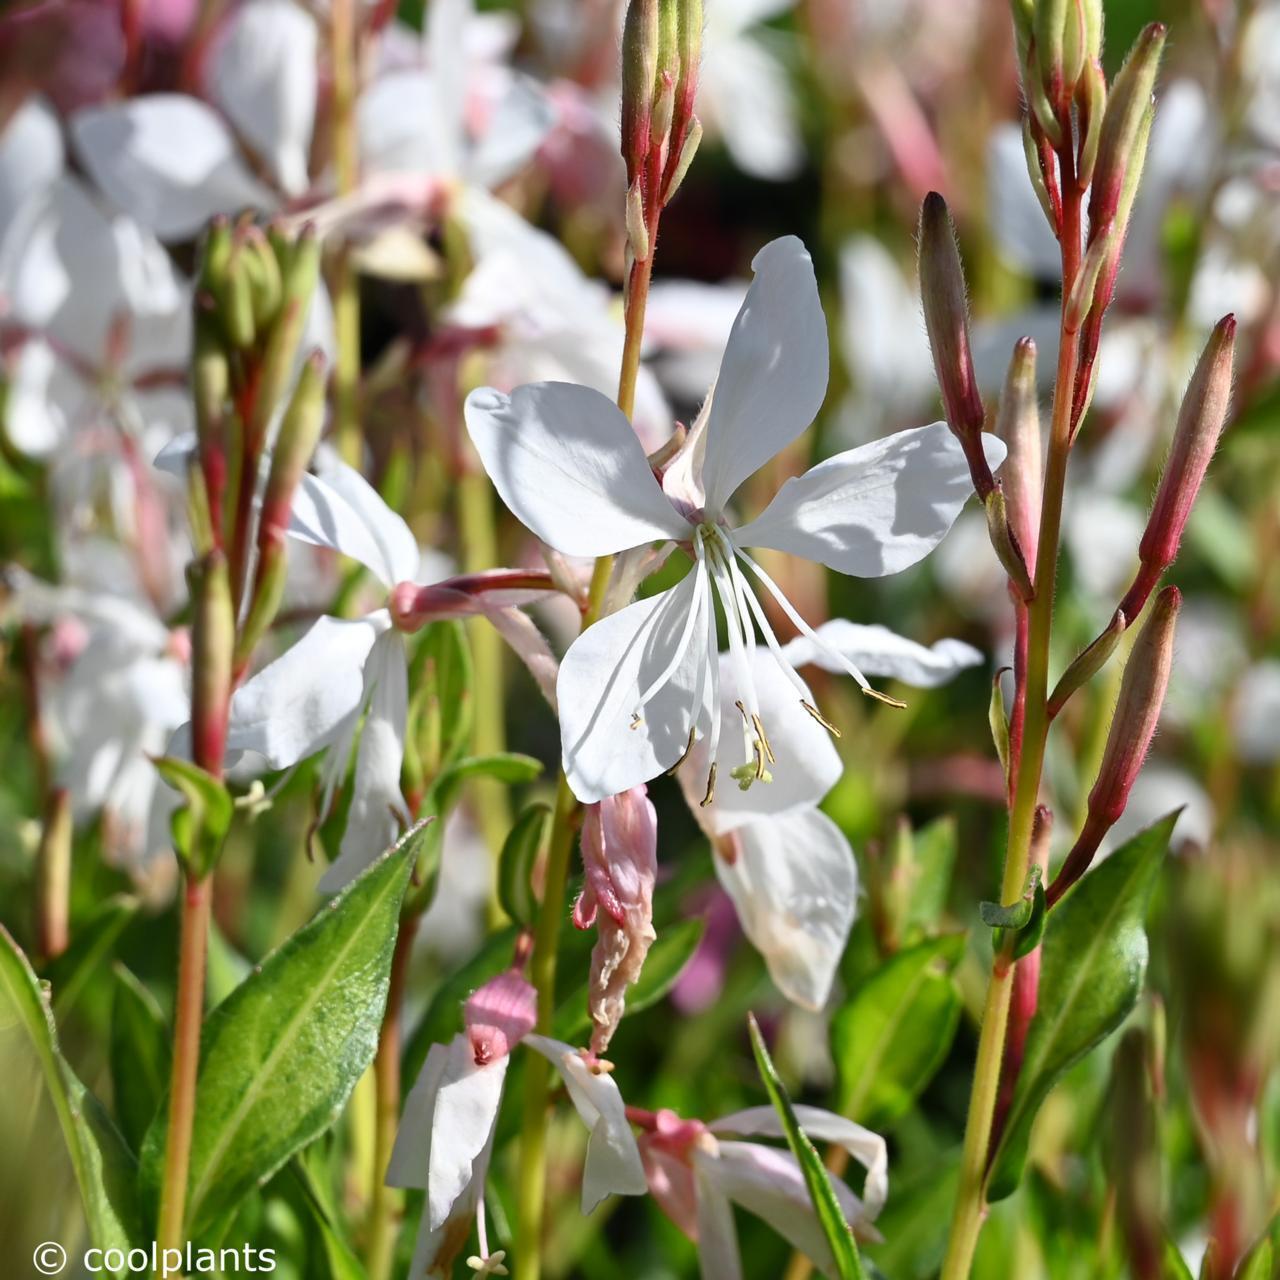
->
710 1106 887 1219
692 1152 744 1280
464 382 688 557
483 605 559 710
556 570 713 804
320 630 410 892
734 422 1007 578
209 0 318 198
697 236 828 516
580 787 658 1053
781 620 984 688
465 970 537 1064
523 1035 648 1211
640 1139 701 1238
680 652 840 836
71 96 278 242
226 612 388 767
289 458 419 587
705 1141 869 1269
715 808 857 1010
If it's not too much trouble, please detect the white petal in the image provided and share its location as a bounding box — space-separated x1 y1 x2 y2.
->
319 630 410 892
464 382 687 557
210 0 317 197
289 457 419 586
557 571 712 804
71 96 278 241
987 123 1060 280
735 423 1006 577
701 36 803 181
524 1035 647 1211
679 652 840 835
386 1038 452 1190
693 1156 744 1280
1233 660 1280 765
706 1141 867 1267
709 1106 887 1217
2 339 86 457
698 237 828 515
0 96 63 235
715 808 857 1009
467 73 555 189
781 620 983 688
227 613 388 767
359 70 458 178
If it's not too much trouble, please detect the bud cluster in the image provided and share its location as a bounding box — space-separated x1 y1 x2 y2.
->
621 0 703 263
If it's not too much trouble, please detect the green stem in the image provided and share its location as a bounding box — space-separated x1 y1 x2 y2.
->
940 165 1083 1280
513 237 658 1280
155 873 212 1266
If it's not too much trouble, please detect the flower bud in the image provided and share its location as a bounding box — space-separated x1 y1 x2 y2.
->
661 0 702 201
198 215 232 303
1137 315 1235 576
190 548 235 775
1076 58 1106 189
984 487 1034 601
1089 585 1178 826
465 969 537 1065
34 787 71 960
1088 23 1166 237
621 0 660 184
1034 0 1068 113
575 786 658 1054
995 336 1042 575
220 239 258 351
193 310 231 539
1047 607 1125 720
918 193 988 476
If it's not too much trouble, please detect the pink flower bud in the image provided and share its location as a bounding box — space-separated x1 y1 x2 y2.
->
918 193 991 489
465 969 536 1065
576 786 658 1054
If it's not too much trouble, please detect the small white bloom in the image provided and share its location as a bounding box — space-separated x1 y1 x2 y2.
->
466 236 1002 806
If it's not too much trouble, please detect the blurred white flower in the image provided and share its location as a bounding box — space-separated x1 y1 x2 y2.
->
1233 660 1280 764
466 236 1001 806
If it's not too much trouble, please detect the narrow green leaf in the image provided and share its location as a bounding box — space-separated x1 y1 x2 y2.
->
989 670 1011 786
498 801 551 927
409 618 474 768
1161 1236 1194 1278
0 924 141 1250
43 893 138 1017
979 867 1041 930
287 1160 368 1280
833 934 965 1129
555 918 706 1041
903 816 957 937
748 1013 865 1280
1235 1237 1274 1280
109 965 170 1154
141 823 420 1238
987 813 1177 1200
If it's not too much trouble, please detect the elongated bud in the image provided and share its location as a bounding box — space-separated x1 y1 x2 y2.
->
243 226 283 330
621 0 660 184
35 787 72 960
1048 588 1179 907
984 487 1034 601
1061 0 1087 93
1020 119 1058 228
919 194 986 445
1090 585 1178 825
258 351 327 542
198 215 232 301
247 224 320 449
1047 608 1125 719
191 549 235 774
1034 0 1069 112
1088 24 1166 237
1076 58 1106 188
661 0 702 199
220 240 257 350
576 786 658 1055
1137 315 1236 574
193 311 231 542
996 337 1042 574
626 179 650 261
1064 225 1117 333
662 115 702 204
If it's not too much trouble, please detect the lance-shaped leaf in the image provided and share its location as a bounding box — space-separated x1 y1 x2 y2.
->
0 925 142 1250
987 813 1176 1200
748 1013 866 1280
498 800 551 927
141 824 420 1238
44 894 138 1017
110 965 170 1155
833 933 965 1130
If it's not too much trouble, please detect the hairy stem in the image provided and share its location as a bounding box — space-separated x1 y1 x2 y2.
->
940 161 1083 1280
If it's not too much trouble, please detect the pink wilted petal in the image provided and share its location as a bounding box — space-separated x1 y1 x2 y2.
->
579 786 658 1054
464 969 536 1065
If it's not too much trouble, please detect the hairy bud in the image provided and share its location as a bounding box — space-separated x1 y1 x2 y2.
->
1047 608 1126 719
190 548 235 775
995 337 1042 575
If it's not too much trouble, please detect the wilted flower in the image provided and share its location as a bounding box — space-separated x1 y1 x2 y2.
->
466 236 1002 805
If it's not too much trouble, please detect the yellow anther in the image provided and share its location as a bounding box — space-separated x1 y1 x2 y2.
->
700 762 718 807
801 699 842 738
861 685 907 710
665 725 698 775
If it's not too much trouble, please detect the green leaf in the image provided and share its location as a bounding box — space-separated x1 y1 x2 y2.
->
747 1013 865 1280
903 816 957 937
989 670 1011 786
833 934 965 1129
1161 1236 1194 1278
287 1160 368 1280
554 917 706 1041
43 893 138 1017
987 813 1176 1201
154 756 234 877
141 823 420 1238
1236 1236 1275 1280
409 619 474 768
498 801 550 927
979 867 1041 929
0 924 141 1250
110 965 170 1154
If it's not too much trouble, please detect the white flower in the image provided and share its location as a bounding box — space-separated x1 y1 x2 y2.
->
678 625 981 1008
640 1103 887 1278
466 236 1002 805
